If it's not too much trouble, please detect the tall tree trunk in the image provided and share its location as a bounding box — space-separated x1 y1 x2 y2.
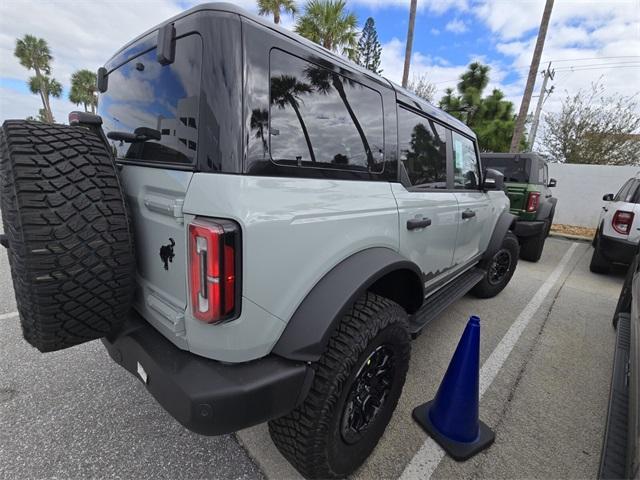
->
332 75 373 167
289 98 316 163
84 102 88 113
33 65 54 123
510 0 554 152
274 9 280 24
402 0 417 88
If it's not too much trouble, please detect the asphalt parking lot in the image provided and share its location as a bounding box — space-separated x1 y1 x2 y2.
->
0 237 625 479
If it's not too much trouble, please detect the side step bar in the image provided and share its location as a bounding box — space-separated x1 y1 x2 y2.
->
598 312 631 480
409 267 485 337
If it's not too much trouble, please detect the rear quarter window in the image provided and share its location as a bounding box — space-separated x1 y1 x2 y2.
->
98 34 203 166
268 49 385 173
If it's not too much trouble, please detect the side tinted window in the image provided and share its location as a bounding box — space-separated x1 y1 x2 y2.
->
398 108 447 188
452 132 480 189
99 34 202 165
269 49 384 172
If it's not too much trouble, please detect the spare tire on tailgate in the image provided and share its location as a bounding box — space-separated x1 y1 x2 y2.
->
0 120 135 352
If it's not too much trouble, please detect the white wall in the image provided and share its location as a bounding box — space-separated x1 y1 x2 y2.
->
547 163 639 227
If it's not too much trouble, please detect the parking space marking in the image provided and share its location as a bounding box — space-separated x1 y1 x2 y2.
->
400 242 579 480
0 311 18 320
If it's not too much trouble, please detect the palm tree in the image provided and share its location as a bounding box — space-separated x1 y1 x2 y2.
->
295 0 358 61
250 108 269 157
14 34 57 123
257 0 297 24
270 75 316 162
304 65 373 167
510 0 554 152
28 75 62 123
401 0 417 87
69 69 98 113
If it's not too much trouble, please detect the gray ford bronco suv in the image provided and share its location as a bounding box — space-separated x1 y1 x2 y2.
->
0 4 518 478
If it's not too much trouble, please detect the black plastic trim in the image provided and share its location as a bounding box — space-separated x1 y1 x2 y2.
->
272 247 424 362
599 234 638 265
483 211 517 261
102 311 310 436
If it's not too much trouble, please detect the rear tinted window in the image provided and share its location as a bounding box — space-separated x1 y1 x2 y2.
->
98 34 203 165
269 49 384 173
482 156 530 183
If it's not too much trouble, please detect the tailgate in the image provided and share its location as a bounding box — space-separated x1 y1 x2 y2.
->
120 165 192 344
505 182 528 212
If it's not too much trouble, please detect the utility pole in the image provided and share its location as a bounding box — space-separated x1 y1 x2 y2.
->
402 0 418 88
510 0 554 152
528 62 555 149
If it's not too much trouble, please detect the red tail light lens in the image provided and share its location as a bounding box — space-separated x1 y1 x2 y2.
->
526 192 540 212
612 211 634 235
188 218 240 324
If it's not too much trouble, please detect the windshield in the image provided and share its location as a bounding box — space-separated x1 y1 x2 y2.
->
98 34 203 165
482 156 530 183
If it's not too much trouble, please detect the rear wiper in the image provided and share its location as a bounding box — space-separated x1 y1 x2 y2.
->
107 127 161 143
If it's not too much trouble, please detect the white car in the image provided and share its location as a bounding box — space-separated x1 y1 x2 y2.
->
591 175 640 273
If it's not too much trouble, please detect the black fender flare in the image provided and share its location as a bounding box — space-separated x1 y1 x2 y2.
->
536 197 557 221
272 247 424 363
482 211 517 261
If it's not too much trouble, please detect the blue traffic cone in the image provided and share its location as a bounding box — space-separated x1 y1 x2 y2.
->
412 315 495 461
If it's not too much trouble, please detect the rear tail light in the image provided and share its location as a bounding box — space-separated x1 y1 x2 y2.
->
526 192 540 212
612 210 635 235
188 217 240 324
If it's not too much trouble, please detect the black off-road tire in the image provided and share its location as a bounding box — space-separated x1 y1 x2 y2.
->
0 120 135 352
268 292 410 479
471 231 519 299
519 221 548 262
589 236 611 274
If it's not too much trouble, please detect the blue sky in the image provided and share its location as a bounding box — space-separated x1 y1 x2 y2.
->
0 0 638 147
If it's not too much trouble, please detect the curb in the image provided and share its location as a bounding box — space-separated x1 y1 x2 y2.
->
548 231 592 243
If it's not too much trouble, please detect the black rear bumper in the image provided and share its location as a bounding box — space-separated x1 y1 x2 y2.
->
102 312 312 436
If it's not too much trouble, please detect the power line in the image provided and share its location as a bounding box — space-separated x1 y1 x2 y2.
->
554 64 640 72
544 55 640 63
554 61 640 70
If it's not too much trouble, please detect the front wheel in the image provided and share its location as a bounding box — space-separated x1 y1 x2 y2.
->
268 293 410 479
471 232 519 299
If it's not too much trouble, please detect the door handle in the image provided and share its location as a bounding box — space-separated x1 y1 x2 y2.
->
462 209 476 219
407 217 432 230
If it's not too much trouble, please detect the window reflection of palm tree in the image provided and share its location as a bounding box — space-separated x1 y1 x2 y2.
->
304 66 374 168
250 108 269 158
270 75 316 162
406 121 445 186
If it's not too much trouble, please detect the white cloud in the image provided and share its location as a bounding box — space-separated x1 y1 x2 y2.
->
349 0 469 14
445 18 468 34
431 28 441 35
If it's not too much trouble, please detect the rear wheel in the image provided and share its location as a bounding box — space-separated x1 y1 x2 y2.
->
269 292 410 479
519 221 548 262
589 234 611 274
0 120 135 352
471 231 519 299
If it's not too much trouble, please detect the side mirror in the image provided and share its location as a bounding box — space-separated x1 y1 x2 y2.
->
603 193 614 201
548 178 557 187
483 168 504 190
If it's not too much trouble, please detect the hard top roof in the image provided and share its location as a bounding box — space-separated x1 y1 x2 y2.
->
106 2 473 138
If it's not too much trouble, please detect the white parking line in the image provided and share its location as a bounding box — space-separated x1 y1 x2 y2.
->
0 311 18 320
400 242 579 480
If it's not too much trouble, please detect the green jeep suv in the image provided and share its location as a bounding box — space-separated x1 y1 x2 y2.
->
482 153 557 262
